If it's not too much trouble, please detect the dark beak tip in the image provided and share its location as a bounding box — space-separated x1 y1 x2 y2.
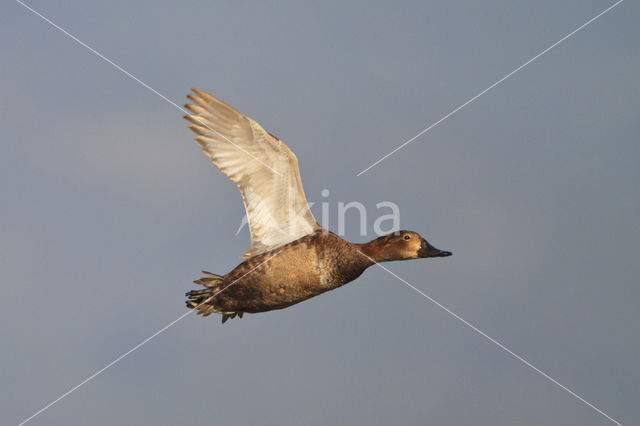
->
439 250 453 257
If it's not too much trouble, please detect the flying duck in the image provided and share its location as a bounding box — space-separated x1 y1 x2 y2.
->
183 89 451 323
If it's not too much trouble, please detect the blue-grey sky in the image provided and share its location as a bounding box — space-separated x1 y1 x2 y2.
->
2 1 638 425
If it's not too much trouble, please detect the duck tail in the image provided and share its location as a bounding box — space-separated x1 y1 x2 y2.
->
186 271 242 323
192 270 224 288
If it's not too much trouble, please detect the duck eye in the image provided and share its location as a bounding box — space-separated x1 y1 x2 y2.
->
403 235 411 240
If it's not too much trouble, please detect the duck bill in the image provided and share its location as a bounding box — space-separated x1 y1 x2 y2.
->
418 238 452 258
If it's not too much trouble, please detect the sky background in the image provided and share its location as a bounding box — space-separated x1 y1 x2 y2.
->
1 1 638 425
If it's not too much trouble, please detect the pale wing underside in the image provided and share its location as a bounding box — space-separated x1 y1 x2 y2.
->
184 89 319 259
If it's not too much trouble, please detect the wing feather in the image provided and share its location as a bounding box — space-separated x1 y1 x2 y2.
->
184 89 319 259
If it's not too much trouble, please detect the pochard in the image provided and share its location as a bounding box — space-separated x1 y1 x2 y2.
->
184 89 451 323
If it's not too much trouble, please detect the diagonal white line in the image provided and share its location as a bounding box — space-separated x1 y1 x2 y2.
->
356 0 624 176
17 252 280 426
15 0 283 177
357 251 623 425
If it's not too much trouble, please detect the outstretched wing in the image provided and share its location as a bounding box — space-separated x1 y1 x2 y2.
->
184 89 319 259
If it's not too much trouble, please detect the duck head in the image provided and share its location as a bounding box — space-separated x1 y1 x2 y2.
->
360 230 452 263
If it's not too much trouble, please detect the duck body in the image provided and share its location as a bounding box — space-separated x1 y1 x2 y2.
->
186 229 451 322
187 230 372 319
181 89 451 323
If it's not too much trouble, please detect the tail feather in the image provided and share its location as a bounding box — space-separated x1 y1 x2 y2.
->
193 271 224 288
186 271 244 323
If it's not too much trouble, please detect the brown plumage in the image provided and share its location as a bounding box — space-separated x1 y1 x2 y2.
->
183 89 451 323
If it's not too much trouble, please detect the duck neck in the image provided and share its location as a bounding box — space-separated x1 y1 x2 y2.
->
355 238 386 265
